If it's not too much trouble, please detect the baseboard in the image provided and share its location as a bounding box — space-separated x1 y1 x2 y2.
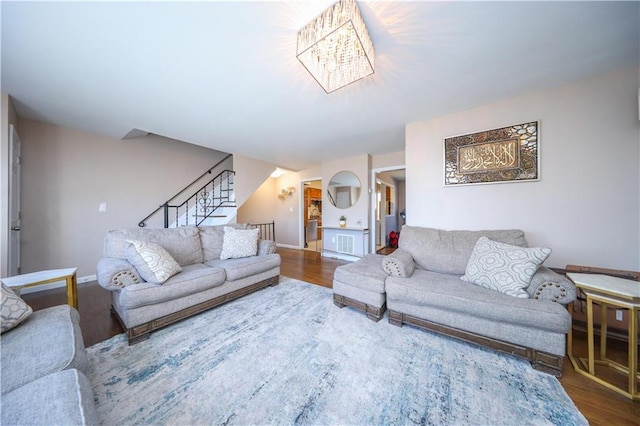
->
276 243 300 249
19 274 97 294
321 250 359 262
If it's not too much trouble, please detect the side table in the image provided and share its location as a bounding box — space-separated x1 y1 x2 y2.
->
566 272 639 400
1 267 78 309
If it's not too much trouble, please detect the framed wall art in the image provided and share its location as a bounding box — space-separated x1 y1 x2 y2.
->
444 121 539 186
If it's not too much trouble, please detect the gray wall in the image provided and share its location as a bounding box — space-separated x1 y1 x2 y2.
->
19 118 229 278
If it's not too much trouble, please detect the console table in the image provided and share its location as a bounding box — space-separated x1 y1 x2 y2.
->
566 272 639 400
1 268 78 309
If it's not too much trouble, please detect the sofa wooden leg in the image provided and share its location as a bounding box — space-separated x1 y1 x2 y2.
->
128 331 150 346
366 312 382 322
365 302 386 322
388 310 404 327
333 294 346 308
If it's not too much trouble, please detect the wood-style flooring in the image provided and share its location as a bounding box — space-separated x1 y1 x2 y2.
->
20 247 639 425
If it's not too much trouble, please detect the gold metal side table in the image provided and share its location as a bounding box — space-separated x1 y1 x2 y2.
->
566 272 639 400
1 267 79 309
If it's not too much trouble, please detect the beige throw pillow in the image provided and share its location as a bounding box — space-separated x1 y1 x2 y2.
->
1 283 33 334
126 240 182 284
220 227 259 260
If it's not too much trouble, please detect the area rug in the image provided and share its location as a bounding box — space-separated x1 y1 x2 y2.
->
86 277 587 426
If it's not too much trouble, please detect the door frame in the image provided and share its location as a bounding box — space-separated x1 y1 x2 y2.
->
8 124 21 276
298 177 322 250
370 165 405 253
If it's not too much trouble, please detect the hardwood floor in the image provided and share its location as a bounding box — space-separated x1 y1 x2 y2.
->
20 247 639 424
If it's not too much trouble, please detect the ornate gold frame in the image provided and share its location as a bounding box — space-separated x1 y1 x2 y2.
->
444 121 539 186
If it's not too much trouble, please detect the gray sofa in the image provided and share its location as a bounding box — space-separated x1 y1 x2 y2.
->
1 305 99 425
97 224 280 344
333 225 576 377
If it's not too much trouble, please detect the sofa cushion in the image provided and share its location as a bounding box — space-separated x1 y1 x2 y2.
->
1 284 33 334
398 226 528 275
112 264 226 310
385 269 570 334
381 249 415 278
220 227 260 260
460 237 551 298
1 369 99 426
104 227 203 266
205 253 281 282
333 254 388 294
200 223 248 262
1 305 88 395
126 240 183 284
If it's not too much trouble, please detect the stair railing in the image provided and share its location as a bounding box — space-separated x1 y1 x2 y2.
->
162 169 235 228
248 221 276 241
138 154 232 227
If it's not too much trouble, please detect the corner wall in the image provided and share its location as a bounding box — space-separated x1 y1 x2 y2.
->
18 119 229 277
406 66 640 270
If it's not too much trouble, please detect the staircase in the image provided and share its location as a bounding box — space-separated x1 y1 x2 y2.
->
167 169 236 228
138 155 237 228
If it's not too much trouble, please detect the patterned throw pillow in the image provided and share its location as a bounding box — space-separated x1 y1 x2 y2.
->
220 227 260 260
381 249 415 278
126 240 182 284
1 283 33 333
460 237 551 298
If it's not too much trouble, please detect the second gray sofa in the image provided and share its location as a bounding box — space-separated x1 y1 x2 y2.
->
333 225 577 377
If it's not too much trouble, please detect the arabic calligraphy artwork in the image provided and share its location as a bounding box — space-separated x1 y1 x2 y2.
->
444 121 539 186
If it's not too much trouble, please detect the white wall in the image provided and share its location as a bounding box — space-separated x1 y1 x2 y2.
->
322 154 370 230
18 119 230 277
406 66 640 270
233 154 277 208
236 177 277 227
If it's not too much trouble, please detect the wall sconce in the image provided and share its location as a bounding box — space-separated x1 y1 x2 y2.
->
278 186 296 200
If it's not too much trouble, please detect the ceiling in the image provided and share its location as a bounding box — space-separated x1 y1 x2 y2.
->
2 1 638 171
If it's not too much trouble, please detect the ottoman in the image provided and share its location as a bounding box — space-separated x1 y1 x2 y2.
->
332 254 388 321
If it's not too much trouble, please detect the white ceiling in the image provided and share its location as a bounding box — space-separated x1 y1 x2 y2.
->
2 1 638 171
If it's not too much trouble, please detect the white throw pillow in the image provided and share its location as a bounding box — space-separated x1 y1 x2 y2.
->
219 227 260 260
1 283 33 333
126 240 182 284
460 237 551 298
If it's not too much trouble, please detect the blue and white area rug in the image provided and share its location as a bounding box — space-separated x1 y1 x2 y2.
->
87 277 587 425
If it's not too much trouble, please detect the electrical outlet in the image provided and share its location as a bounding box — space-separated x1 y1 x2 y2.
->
615 310 623 321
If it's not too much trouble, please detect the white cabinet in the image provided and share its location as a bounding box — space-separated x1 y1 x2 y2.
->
322 227 370 261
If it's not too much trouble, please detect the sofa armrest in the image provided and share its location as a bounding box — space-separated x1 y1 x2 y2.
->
526 266 577 304
381 248 416 278
96 257 142 291
258 239 277 256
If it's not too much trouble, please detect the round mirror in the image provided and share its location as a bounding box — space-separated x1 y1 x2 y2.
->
327 171 361 209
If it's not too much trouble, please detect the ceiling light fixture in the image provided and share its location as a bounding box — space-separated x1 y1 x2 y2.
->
296 0 375 94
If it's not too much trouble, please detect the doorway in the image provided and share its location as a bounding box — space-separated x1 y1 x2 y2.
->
372 168 405 254
302 180 322 253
